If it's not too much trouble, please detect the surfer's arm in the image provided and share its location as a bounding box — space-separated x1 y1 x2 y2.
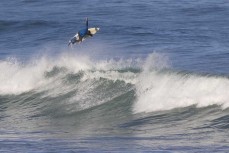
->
85 17 93 37
86 17 88 29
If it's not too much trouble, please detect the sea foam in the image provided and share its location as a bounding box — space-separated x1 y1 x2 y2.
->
133 54 229 113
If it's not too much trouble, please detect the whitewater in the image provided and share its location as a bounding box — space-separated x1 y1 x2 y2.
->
1 52 228 113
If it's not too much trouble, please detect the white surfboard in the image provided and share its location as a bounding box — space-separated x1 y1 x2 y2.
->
82 27 100 41
88 27 100 35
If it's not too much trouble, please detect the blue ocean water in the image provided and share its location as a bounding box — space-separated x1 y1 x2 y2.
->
0 0 229 152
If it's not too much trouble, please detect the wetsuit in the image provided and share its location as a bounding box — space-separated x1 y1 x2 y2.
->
78 18 93 42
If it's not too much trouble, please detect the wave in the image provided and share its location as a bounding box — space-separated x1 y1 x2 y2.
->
0 52 228 114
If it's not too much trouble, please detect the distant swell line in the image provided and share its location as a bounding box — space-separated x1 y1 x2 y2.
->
0 20 59 31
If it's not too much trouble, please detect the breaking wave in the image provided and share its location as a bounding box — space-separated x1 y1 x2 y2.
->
0 52 228 114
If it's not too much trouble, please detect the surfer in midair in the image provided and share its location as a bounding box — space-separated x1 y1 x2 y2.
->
68 17 93 46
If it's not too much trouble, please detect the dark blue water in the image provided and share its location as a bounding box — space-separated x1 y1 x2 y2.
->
0 0 229 152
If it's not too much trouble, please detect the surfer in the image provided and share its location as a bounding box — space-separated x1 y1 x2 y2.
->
68 17 93 46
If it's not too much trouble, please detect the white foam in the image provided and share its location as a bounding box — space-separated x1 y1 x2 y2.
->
0 58 47 94
0 52 138 95
133 54 229 113
0 53 93 95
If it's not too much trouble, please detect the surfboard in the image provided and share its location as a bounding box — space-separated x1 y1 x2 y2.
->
82 27 100 41
88 27 100 35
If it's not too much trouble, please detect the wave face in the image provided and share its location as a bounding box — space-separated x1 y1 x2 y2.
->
0 53 228 114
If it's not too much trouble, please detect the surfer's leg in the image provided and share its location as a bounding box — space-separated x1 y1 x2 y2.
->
79 37 82 42
69 36 77 45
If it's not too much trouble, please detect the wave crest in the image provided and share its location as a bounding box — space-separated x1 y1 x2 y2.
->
1 52 228 113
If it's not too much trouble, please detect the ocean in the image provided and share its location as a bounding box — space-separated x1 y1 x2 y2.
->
0 0 229 152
